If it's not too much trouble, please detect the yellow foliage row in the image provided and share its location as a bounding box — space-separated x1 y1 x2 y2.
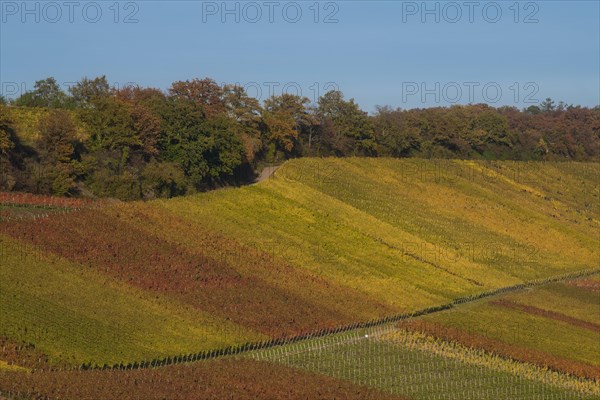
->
383 329 600 396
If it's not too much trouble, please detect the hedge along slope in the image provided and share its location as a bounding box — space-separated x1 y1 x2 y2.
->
159 158 599 310
0 234 261 366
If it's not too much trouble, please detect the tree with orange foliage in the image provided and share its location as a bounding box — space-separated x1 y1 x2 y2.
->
169 78 225 119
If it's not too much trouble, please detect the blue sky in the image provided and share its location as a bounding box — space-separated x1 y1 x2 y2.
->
1 0 599 111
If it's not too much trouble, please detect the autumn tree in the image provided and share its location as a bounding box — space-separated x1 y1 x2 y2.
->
263 94 312 157
131 104 161 158
0 107 18 190
297 103 321 155
3 74 599 198
36 110 79 195
169 78 225 119
223 84 263 162
38 110 77 163
472 108 513 148
116 85 166 105
0 106 15 156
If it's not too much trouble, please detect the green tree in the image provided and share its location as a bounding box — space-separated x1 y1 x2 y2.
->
540 98 555 113
156 97 205 158
372 106 421 156
70 76 111 108
202 116 245 179
158 98 244 188
76 96 145 198
0 106 24 191
318 90 376 156
524 105 541 115
141 160 187 198
79 96 139 152
14 77 69 108
178 116 244 186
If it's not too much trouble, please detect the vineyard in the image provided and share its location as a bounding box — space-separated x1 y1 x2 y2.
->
246 325 599 399
0 277 597 399
0 158 598 398
404 281 600 380
159 158 598 306
0 233 259 366
0 193 95 221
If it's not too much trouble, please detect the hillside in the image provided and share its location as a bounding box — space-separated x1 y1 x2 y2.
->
2 276 598 399
0 158 597 368
403 280 600 379
159 158 598 306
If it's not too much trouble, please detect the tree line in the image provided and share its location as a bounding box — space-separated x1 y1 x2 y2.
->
1 76 598 199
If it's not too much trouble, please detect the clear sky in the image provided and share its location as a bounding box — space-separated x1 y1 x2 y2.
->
1 0 599 111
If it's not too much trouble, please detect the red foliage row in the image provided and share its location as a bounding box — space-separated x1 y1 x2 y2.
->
0 207 394 338
0 337 58 370
0 358 407 400
398 320 600 380
568 279 600 292
491 299 600 333
0 192 95 208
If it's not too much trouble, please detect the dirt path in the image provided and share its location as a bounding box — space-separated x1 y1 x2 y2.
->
254 165 280 184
